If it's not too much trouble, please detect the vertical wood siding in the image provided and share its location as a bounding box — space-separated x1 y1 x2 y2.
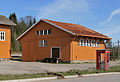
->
0 25 11 58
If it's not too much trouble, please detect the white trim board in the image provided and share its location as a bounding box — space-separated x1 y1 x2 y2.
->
16 18 75 41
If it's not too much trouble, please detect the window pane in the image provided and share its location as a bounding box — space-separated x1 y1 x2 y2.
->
44 40 47 47
3 32 4 35
44 30 47 35
1 36 2 40
40 30 43 35
87 39 90 46
36 31 39 35
39 40 43 47
3 36 4 40
48 29 51 34
97 40 100 47
81 39 85 46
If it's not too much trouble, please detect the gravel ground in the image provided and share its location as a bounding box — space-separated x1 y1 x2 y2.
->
0 60 119 74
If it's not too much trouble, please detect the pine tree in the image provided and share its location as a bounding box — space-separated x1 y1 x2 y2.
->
9 13 19 52
29 19 32 28
33 17 36 24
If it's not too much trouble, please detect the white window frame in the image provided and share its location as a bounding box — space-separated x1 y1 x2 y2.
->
39 40 47 47
47 29 49 35
0 31 5 41
43 30 44 35
78 38 100 47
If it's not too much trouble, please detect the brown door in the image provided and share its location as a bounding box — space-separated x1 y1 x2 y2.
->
52 48 60 58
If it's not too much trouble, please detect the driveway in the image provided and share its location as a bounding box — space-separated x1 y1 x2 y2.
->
0 60 119 74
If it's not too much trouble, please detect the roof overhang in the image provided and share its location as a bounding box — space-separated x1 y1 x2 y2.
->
76 34 112 40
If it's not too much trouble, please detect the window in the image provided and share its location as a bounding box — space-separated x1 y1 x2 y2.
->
86 39 90 46
36 29 51 36
44 40 47 46
40 30 43 35
96 40 100 47
39 40 47 47
91 40 95 47
44 30 47 35
0 31 5 41
78 39 85 46
81 39 85 46
48 29 51 34
36 31 39 35
78 38 100 47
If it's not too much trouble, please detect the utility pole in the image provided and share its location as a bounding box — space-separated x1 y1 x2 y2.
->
118 40 120 57
113 42 115 60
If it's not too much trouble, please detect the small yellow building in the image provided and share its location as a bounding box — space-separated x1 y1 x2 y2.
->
17 19 111 62
0 15 16 60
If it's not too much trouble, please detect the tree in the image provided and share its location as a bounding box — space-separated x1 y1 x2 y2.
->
29 19 32 28
9 13 36 53
9 13 19 52
33 17 36 24
19 17 28 34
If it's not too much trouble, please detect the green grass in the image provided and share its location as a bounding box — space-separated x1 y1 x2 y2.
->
0 73 55 81
109 65 120 72
55 65 120 76
0 65 119 81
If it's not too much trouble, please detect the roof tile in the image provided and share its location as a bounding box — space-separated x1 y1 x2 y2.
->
44 19 111 39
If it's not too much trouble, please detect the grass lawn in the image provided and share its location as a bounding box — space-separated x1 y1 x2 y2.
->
0 73 55 81
0 65 120 81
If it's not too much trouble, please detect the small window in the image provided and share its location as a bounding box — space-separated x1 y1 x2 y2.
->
87 39 90 46
0 31 5 41
36 31 39 35
40 30 43 35
39 40 47 47
44 30 47 35
96 40 100 47
78 39 85 46
48 29 51 34
81 39 85 46
91 40 95 47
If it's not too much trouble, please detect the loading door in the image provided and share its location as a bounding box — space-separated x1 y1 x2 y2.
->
52 48 60 58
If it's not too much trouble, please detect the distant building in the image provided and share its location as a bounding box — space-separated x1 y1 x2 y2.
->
17 19 111 62
0 15 16 60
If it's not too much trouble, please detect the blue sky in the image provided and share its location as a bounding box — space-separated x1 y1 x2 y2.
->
1 0 120 41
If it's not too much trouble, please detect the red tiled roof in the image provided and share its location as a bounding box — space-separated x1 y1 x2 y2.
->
44 19 111 39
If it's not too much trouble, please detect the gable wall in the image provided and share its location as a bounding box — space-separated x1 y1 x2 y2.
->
0 25 11 58
19 21 72 61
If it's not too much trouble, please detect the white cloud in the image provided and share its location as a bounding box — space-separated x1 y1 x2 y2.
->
107 9 120 21
100 8 120 24
37 0 89 19
98 8 120 41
